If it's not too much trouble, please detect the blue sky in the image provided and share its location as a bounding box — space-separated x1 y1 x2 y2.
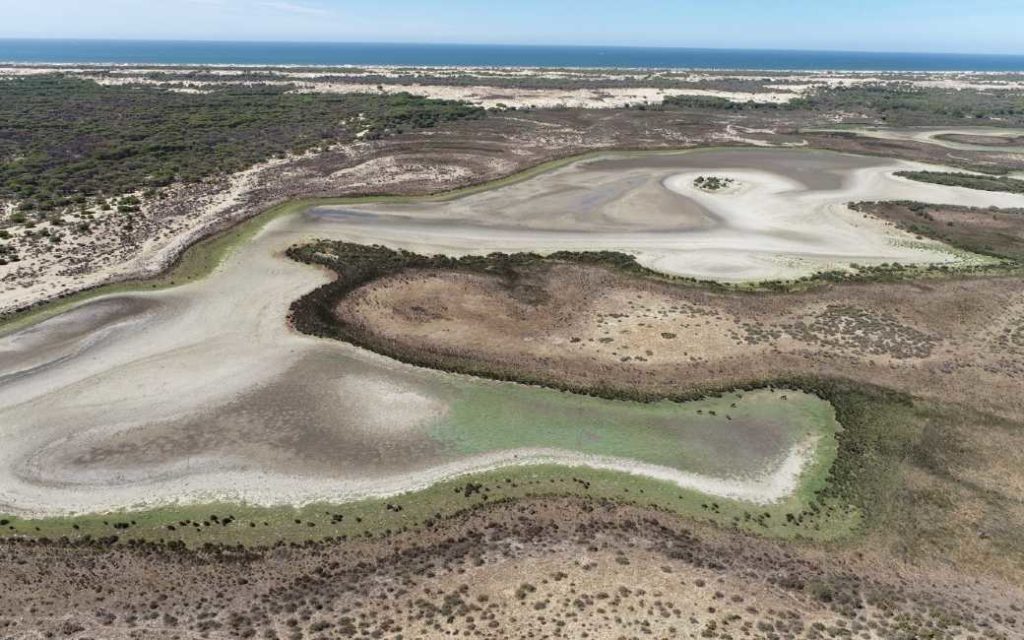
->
0 0 1022 55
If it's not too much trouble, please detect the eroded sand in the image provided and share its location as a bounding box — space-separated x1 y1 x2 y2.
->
3 148 1023 517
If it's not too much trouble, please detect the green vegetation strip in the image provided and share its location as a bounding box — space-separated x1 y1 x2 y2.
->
851 200 1024 263
895 170 1024 194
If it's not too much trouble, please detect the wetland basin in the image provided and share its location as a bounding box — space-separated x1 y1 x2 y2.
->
3 147 1024 517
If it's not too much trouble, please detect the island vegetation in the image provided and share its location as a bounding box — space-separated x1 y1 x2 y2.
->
693 175 734 191
894 170 1024 194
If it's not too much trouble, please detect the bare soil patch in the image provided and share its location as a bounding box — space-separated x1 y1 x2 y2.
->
336 261 1024 417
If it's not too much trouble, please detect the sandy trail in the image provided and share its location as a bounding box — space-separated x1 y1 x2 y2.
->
2 147 1022 517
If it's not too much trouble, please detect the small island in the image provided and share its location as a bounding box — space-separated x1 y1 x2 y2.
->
693 175 735 191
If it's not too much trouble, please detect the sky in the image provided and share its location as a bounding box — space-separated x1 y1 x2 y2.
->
0 0 1022 55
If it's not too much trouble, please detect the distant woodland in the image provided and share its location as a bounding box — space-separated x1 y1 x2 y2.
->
663 84 1024 125
0 75 484 216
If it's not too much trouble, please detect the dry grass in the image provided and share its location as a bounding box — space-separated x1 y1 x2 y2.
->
934 133 1024 147
338 262 1024 418
853 200 1024 262
2 498 1020 639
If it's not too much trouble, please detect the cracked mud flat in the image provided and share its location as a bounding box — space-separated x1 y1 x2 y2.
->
2 148 1023 517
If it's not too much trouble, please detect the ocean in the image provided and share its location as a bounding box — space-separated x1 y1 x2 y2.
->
1 39 1023 71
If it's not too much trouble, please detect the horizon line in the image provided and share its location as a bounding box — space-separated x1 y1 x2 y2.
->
1 37 1023 59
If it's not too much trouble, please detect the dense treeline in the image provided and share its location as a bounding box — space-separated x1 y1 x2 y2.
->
798 84 1024 122
894 170 1024 194
0 75 484 215
93 69 783 92
663 84 1024 125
